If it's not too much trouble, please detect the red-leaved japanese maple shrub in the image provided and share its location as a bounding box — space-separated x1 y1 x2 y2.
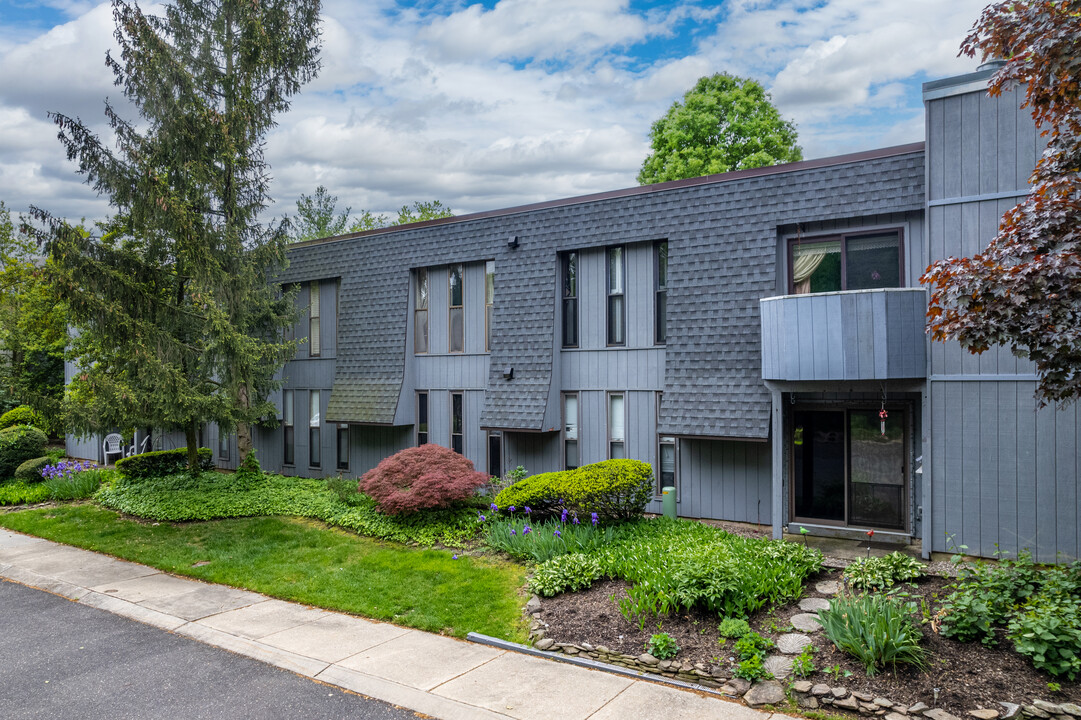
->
360 444 490 515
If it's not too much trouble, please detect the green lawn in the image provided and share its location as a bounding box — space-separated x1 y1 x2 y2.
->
0 505 528 640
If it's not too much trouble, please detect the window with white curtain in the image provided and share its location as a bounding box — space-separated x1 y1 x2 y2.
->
608 393 625 458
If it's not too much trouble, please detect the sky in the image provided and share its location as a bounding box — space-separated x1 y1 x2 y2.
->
0 0 991 224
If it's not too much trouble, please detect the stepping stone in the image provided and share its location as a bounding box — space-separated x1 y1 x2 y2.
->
791 613 823 632
815 580 841 595
763 655 793 680
799 597 831 612
777 633 813 654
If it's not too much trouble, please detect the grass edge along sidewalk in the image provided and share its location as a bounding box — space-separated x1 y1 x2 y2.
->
0 504 528 641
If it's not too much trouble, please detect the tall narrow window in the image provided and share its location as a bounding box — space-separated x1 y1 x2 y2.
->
449 264 464 353
658 436 676 494
336 424 349 471
564 393 579 470
485 260 495 352
414 269 428 354
608 393 625 458
607 247 625 346
416 391 428 445
488 431 503 478
283 390 294 465
218 428 231 462
655 241 668 344
562 252 578 348
309 282 321 356
451 392 463 454
309 389 321 468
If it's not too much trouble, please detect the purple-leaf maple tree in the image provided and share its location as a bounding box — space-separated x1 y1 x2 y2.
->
922 1 1081 405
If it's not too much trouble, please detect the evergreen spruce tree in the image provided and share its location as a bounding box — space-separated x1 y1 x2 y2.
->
26 0 322 469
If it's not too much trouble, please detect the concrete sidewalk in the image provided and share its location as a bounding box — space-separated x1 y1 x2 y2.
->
0 528 775 720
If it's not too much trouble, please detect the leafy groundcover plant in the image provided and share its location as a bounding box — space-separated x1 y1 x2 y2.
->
939 550 1081 679
843 551 924 591
818 592 927 676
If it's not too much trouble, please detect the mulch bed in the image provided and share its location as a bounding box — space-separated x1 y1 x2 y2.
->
535 566 1081 715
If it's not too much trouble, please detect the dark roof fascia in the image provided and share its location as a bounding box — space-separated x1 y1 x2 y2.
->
286 142 927 252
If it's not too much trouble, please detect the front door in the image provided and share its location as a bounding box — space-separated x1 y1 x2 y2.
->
791 408 907 531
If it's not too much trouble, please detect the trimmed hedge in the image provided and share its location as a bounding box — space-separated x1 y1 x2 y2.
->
14 456 50 482
0 425 49 478
0 405 43 430
115 447 214 478
494 459 654 522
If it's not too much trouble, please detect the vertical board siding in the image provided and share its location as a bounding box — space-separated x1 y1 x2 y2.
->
678 438 771 525
465 262 487 355
415 355 491 390
761 290 926 381
559 349 665 390
930 380 1079 562
350 426 412 478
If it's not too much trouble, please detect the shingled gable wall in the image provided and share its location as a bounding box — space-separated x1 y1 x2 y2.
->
279 145 925 440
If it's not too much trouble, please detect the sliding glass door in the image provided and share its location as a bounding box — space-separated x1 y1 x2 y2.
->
791 408 907 531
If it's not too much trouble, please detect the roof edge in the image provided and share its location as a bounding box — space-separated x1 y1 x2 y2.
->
287 142 926 251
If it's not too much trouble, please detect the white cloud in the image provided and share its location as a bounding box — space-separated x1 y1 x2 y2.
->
0 0 997 223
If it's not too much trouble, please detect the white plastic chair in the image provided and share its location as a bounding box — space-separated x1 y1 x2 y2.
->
103 433 125 465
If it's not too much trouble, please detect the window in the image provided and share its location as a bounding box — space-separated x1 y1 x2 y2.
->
451 392 463 454
655 241 668 344
218 428 231 462
488 431 502 478
283 390 294 465
414 269 428 354
416 391 428 445
658 436 676 494
608 393 625 458
563 393 579 470
336 424 349 471
789 230 902 294
309 282 321 356
309 389 321 468
449 264 464 353
562 252 578 348
485 260 495 353
607 246 625 345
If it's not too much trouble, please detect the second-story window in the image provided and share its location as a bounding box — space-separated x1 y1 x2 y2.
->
655 241 668 344
309 281 321 356
485 260 494 352
416 391 428 445
309 389 321 468
282 390 294 465
415 269 429 354
608 392 625 458
451 392 463 453
607 246 625 346
563 393 579 470
562 252 578 348
449 264 464 353
790 230 902 294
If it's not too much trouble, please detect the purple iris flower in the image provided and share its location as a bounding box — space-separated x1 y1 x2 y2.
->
490 502 499 512
508 505 516 513
591 512 599 526
524 506 531 515
554 529 562 538
509 528 516 536
573 516 580 525
523 526 531 535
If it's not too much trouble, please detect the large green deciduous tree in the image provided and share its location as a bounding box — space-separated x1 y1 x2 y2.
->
0 201 67 433
637 73 802 185
922 1 1081 405
27 0 322 468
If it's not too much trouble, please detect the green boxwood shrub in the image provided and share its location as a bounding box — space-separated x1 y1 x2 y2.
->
0 425 49 477
115 447 214 478
494 459 654 522
14 456 50 482
0 405 43 430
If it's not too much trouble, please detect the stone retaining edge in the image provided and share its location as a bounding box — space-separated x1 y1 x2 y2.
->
465 632 724 696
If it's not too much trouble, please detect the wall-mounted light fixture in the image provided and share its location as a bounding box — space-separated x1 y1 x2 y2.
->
507 235 519 249
503 366 514 380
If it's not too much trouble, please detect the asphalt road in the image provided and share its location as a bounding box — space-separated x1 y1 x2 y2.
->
0 580 422 720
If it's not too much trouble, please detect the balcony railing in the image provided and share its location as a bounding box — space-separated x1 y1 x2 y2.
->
760 288 927 381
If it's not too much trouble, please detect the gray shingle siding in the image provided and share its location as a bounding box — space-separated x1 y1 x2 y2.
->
278 147 924 438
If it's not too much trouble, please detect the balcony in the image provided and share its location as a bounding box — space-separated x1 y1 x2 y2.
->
760 288 927 382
